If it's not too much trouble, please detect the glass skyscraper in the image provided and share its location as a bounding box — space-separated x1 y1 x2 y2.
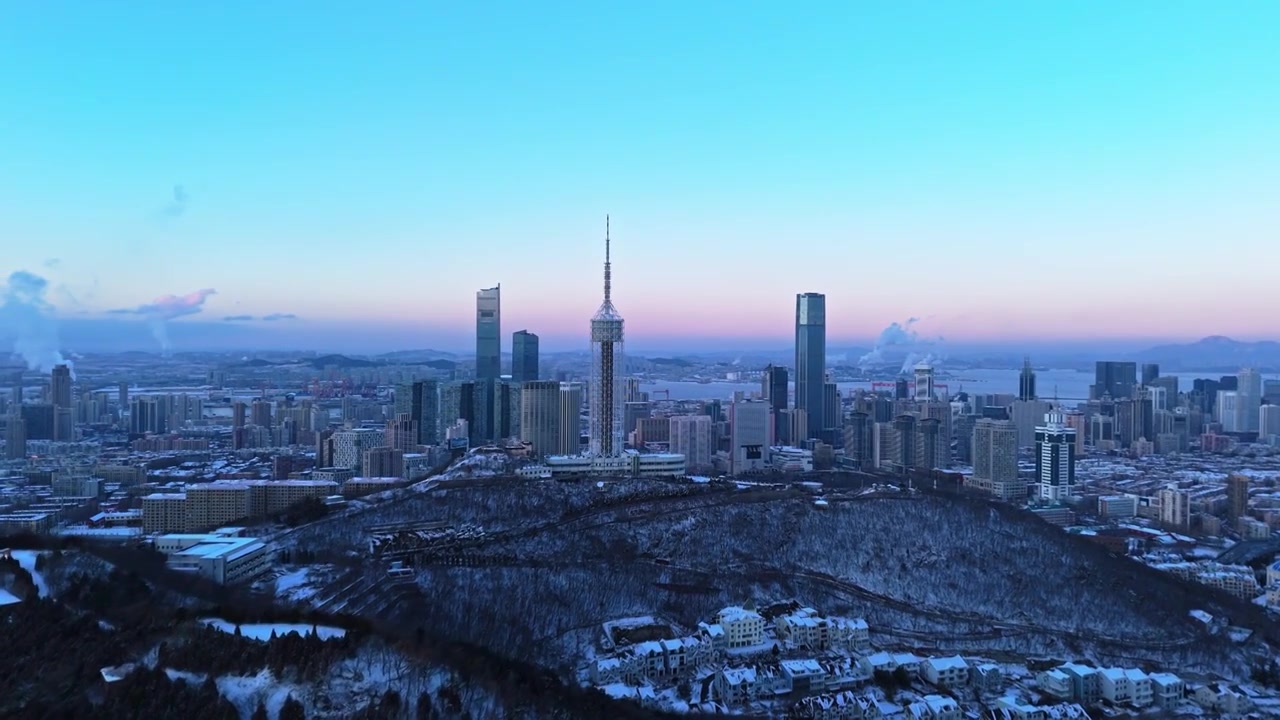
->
794 293 826 441
512 330 539 384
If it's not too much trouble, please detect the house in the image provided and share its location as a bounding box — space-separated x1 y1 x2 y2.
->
832 616 871 651
891 653 923 677
715 666 758 706
1037 669 1073 700
716 606 766 648
781 658 828 694
1058 663 1101 706
995 696 1047 720
922 656 969 689
860 652 897 675
1098 668 1130 703
793 690 883 720
1194 683 1252 716
621 635 709 681
1148 672 1183 709
593 657 624 685
907 695 960 720
1124 668 1151 707
698 621 726 652
970 663 1003 695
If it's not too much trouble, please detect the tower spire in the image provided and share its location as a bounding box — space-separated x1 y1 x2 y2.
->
603 214 612 304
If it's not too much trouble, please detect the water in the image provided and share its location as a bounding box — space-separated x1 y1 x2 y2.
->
645 369 1280 407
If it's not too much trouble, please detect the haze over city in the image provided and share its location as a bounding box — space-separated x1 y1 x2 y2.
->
4 2 1279 355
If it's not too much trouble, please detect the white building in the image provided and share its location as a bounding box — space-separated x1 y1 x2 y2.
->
1035 408 1076 502
921 656 969 689
770 446 814 473
540 450 685 478
1148 672 1184 709
669 414 714 470
715 606 765 648
156 532 271 585
1261 404 1280 442
729 400 772 475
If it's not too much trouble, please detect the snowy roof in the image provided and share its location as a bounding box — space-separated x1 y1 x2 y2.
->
717 606 762 623
927 655 968 671
721 667 757 685
698 622 724 637
781 659 824 676
1149 672 1183 686
1124 668 1149 682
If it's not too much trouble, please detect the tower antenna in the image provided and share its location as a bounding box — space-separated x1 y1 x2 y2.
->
603 215 612 304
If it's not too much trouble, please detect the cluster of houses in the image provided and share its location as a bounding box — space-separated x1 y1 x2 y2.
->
588 606 1274 719
592 606 871 687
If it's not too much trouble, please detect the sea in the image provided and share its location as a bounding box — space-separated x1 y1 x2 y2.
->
644 368 1280 408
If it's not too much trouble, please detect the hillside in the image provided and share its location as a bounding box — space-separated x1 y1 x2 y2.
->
282 479 1247 679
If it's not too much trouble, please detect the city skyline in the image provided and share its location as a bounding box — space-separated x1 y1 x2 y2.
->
4 3 1280 356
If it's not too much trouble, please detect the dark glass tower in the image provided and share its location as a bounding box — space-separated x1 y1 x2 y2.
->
794 293 826 441
475 285 501 441
762 364 789 444
512 330 539 384
1093 361 1137 400
1018 357 1037 401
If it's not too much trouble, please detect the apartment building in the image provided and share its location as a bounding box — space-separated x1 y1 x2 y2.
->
922 656 970 689
142 493 188 534
715 606 766 648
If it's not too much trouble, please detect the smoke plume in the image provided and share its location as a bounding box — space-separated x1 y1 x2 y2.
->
1 270 70 372
858 317 920 367
111 288 216 355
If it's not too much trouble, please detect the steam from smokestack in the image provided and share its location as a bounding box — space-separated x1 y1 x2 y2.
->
858 317 921 367
1 270 70 373
111 288 217 355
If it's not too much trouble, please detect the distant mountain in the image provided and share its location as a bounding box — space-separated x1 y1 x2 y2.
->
1135 336 1280 371
376 349 460 363
309 354 380 369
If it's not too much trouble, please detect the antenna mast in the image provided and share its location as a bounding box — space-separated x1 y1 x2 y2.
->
603 214 612 303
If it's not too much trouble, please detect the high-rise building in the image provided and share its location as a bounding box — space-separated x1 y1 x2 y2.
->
250 398 273 427
520 380 561 457
129 397 167 435
894 378 909 400
557 382 583 455
232 401 247 429
117 382 128 411
1236 368 1262 434
913 363 934 402
589 218 625 456
1228 473 1250 519
972 419 1019 500
794 293 826 441
822 382 840 436
1158 485 1191 529
670 414 714 470
50 364 72 411
1035 408 1076 502
842 412 874 469
512 330 539 383
475 285 502 382
1018 357 1036 401
395 380 439 445
1009 398 1051 448
1141 363 1160 386
5 417 26 460
623 401 651 443
761 364 789 444
916 418 947 470
1261 404 1280 440
362 446 405 478
385 413 418 452
332 428 386 473
1093 361 1137 400
1216 390 1240 433
729 399 771 475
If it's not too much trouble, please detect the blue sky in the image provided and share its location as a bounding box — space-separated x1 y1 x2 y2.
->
1 2 1278 355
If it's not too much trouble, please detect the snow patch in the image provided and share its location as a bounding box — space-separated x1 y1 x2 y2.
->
0 588 20 606
11 550 49 597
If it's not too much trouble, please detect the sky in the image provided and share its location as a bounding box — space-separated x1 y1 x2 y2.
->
1 2 1278 358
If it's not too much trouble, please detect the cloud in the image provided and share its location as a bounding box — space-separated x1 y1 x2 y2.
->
262 313 298 321
858 316 945 370
161 184 190 218
111 288 217 354
0 270 69 372
224 314 256 322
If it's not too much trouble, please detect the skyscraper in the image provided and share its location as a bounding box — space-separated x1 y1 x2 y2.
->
589 218 625 456
1141 363 1160 386
475 285 502 381
972 418 1019 501
670 414 714 470
51 364 73 441
512 330 539 384
1237 368 1262 434
520 380 561 456
761 364 788 444
794 293 826 441
729 399 771 474
1228 473 1250 519
913 362 934 402
1035 408 1076 502
1093 361 1137 400
557 382 584 455
395 380 439 445
1018 357 1037 401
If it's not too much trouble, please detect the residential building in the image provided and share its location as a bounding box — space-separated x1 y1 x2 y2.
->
520 380 561 457
972 419 1018 498
715 606 765 648
761 364 789 444
1228 473 1250 519
557 382 583 455
922 656 969 689
1148 673 1184 709
1158 486 1192 530
332 428 387 473
362 446 404 478
669 414 714 470
142 493 188 534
